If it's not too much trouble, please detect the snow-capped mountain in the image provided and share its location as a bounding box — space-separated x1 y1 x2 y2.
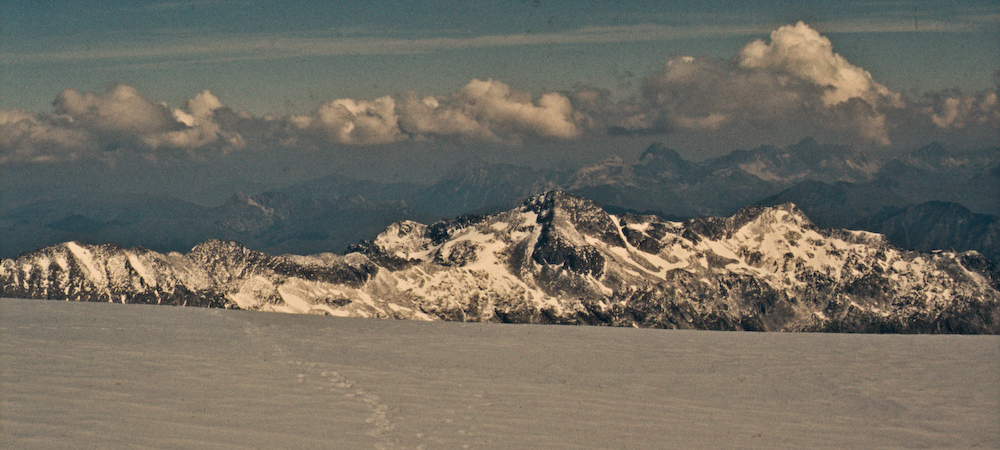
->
7 140 996 264
707 137 882 184
4 191 998 333
850 201 1000 264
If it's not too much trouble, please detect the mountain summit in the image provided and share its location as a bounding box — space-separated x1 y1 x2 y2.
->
3 191 998 332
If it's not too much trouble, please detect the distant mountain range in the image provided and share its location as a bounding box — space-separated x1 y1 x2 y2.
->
4 138 998 263
4 191 998 333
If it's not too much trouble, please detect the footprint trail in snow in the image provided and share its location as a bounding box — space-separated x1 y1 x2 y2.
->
244 323 397 449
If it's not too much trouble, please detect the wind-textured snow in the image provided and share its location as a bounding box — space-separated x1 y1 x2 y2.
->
3 298 997 449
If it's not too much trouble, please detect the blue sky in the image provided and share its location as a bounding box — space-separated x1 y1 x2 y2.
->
4 0 998 114
1 0 998 202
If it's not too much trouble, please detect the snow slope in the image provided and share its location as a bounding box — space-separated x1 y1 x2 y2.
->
3 298 998 449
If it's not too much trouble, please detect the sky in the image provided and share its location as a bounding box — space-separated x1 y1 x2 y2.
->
2 0 999 203
4 1 999 112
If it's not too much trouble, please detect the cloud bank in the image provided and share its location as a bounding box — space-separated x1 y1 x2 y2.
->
2 23 996 165
1 85 244 164
590 22 996 147
288 78 583 145
603 22 906 145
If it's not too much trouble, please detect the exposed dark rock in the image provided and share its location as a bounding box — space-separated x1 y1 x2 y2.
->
4 191 999 333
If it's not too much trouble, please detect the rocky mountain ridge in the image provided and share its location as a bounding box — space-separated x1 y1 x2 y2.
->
4 139 996 262
4 191 998 333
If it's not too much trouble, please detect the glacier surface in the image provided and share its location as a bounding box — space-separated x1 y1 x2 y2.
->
3 298 998 449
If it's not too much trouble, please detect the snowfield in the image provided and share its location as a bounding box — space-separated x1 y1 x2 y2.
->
3 298 998 449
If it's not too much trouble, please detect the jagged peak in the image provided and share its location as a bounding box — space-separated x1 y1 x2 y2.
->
731 202 813 228
371 220 434 256
4 188 1000 333
685 203 814 241
568 155 639 188
572 155 633 175
188 239 249 255
522 190 597 214
730 137 862 164
522 190 627 248
44 240 127 257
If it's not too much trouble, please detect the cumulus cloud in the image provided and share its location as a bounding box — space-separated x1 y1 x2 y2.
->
402 79 582 141
572 24 993 149
1 86 244 163
309 96 403 145
295 79 584 145
0 108 94 163
3 23 997 165
143 90 247 152
53 85 179 135
873 83 1000 148
925 89 999 130
2 80 586 164
456 79 581 140
737 22 900 107
607 22 905 146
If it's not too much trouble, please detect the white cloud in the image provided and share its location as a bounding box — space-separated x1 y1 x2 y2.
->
432 79 581 141
926 90 999 129
1 87 244 163
396 91 493 141
144 90 247 152
0 109 93 163
53 84 178 135
1 80 585 163
605 22 905 146
304 79 583 145
3 22 997 164
312 96 403 145
738 22 901 107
